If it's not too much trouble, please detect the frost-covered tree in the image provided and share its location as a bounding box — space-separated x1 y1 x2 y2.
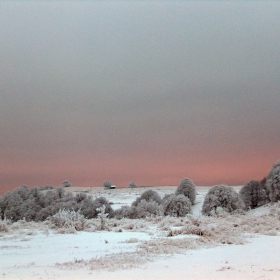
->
202 185 245 216
163 194 191 217
239 180 269 210
272 160 280 169
128 182 137 188
266 161 280 202
62 180 71 188
175 178 196 205
103 180 112 189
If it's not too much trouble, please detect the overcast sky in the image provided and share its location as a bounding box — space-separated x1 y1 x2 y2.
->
1 1 279 193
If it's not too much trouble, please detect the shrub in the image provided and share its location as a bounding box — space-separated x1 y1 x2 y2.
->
38 188 62 208
103 180 112 189
75 193 87 203
134 200 160 218
128 182 137 188
132 190 162 207
48 209 86 231
266 160 280 202
175 178 196 205
259 177 268 194
0 185 45 221
106 204 115 218
0 217 9 232
115 190 163 219
202 185 245 216
114 200 160 219
161 193 173 204
272 160 280 168
163 194 191 217
36 205 60 221
114 206 136 219
97 205 110 230
79 196 114 219
239 180 269 210
120 189 163 219
38 185 55 191
62 180 72 188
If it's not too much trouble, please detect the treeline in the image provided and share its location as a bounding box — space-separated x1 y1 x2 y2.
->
0 160 279 222
0 186 113 221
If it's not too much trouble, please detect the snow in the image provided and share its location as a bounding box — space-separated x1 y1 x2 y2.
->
1 186 280 280
91 235 280 280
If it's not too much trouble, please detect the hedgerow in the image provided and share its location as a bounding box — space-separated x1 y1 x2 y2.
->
0 185 113 222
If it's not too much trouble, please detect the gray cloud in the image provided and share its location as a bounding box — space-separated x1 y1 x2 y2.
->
0 1 279 191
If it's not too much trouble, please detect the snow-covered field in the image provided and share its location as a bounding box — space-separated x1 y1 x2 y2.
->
1 186 280 280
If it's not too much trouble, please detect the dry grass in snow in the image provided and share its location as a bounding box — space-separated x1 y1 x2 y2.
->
1 186 280 280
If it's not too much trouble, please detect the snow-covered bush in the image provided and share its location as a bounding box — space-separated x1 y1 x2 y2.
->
0 217 9 232
79 196 114 219
114 206 136 219
175 178 196 205
269 201 280 218
132 190 162 207
36 205 60 221
259 176 269 197
103 180 112 189
239 180 269 210
48 209 86 231
62 180 72 188
114 190 162 219
37 185 55 191
266 160 280 202
128 182 137 188
202 185 245 216
163 194 191 217
133 200 160 218
272 160 280 169
75 193 87 203
0 185 43 221
114 200 160 219
97 205 110 230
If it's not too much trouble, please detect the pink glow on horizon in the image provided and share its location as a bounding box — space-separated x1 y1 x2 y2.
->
0 152 276 196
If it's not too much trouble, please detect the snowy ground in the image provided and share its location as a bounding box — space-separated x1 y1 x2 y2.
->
1 186 280 280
